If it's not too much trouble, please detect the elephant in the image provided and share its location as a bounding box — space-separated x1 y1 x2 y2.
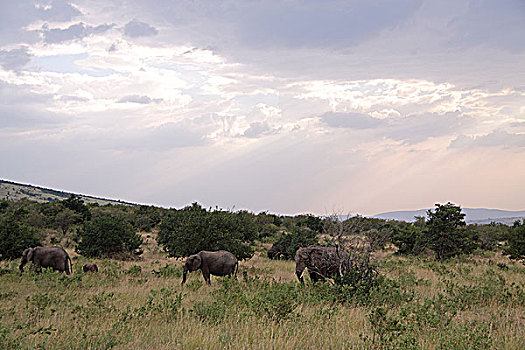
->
182 250 238 285
295 245 349 283
267 246 280 259
83 263 98 273
19 246 72 275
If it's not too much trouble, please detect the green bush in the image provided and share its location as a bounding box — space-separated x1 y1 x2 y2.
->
392 224 426 255
157 203 255 260
504 220 525 261
268 226 318 260
76 214 143 258
0 212 41 260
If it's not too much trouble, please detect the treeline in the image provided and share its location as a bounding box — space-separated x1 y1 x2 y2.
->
0 197 523 262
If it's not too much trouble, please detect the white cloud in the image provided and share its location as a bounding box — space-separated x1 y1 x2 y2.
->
0 0 524 214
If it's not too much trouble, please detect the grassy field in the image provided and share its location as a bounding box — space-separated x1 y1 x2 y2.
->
0 239 524 349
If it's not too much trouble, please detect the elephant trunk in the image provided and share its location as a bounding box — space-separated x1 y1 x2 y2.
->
182 265 188 285
19 261 25 272
296 266 305 284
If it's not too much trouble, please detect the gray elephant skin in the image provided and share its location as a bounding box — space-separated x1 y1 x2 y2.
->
20 246 73 275
182 250 238 285
83 263 98 273
295 245 349 283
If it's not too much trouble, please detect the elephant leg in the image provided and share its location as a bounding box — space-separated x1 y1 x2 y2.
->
201 265 211 285
309 272 320 283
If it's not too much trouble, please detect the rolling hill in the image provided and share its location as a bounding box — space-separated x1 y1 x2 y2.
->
373 208 525 225
0 179 134 206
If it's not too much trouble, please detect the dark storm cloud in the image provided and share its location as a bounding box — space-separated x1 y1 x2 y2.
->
41 22 114 44
124 19 158 38
0 0 81 45
0 47 32 71
449 131 525 149
450 0 525 52
235 0 423 48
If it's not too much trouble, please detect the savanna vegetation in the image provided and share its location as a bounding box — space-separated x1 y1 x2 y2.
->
0 197 524 349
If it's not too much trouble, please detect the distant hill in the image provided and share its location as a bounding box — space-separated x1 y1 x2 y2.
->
373 208 525 225
0 180 135 206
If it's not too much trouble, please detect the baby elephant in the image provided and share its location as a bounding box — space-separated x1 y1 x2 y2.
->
182 250 238 285
83 263 98 273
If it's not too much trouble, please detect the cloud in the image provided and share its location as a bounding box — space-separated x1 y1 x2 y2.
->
384 112 474 144
0 0 81 45
41 22 114 44
0 81 67 129
243 121 273 138
321 112 383 129
117 95 158 104
124 19 158 38
235 0 423 48
449 0 525 52
0 47 32 71
450 131 525 150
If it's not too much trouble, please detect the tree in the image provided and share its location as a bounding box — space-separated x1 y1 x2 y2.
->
157 203 255 260
269 226 318 260
76 214 143 258
426 202 478 260
0 212 41 260
55 208 82 236
62 194 91 220
503 220 525 260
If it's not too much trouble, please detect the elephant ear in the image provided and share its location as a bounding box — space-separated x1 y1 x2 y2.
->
27 248 34 262
295 248 308 263
191 255 202 270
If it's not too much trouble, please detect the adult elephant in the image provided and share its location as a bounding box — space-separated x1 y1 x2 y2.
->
295 245 349 283
182 250 238 285
19 246 73 275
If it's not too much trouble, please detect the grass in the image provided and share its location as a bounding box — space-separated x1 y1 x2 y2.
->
0 246 524 349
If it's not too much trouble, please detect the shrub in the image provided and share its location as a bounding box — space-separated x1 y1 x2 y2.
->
503 219 525 261
157 203 255 260
0 212 41 260
76 214 143 258
392 224 426 255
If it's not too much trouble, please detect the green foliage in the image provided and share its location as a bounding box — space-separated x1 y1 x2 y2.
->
426 202 478 260
504 220 525 260
335 252 381 302
76 214 143 258
157 203 255 260
131 205 164 232
191 300 227 324
269 225 318 260
61 194 91 220
392 223 426 255
0 212 41 260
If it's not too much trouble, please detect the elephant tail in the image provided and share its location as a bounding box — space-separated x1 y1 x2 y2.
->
67 255 73 275
234 261 239 279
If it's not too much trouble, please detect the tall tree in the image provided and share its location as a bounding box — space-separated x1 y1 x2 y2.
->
426 202 477 260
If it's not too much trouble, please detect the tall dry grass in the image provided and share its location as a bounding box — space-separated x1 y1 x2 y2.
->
0 246 523 349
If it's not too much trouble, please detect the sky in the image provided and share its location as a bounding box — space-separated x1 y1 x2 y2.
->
0 0 524 216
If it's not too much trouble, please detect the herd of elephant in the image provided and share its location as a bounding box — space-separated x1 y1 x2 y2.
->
18 245 346 284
